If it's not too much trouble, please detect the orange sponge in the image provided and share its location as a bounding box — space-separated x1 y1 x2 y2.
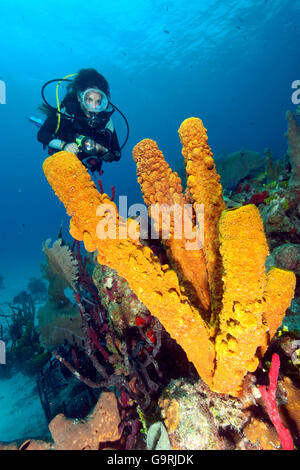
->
133 138 210 313
179 118 225 325
43 151 216 387
43 115 296 397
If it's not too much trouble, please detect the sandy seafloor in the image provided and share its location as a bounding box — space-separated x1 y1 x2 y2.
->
0 266 50 442
0 371 49 442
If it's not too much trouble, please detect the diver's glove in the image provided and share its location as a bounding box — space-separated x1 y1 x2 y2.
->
48 139 65 151
95 143 115 161
95 143 108 154
63 142 80 155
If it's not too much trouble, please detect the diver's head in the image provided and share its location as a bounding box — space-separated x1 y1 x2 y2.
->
62 69 113 127
77 87 109 116
72 68 110 112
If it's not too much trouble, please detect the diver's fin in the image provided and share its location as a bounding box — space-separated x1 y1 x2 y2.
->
26 116 45 128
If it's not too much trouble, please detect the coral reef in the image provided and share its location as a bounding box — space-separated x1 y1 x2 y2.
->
272 244 300 274
42 238 79 295
158 378 243 450
155 354 299 451
286 110 300 187
1 111 299 451
241 417 280 450
265 147 282 184
27 277 47 302
259 186 300 248
38 237 166 450
258 353 293 450
279 376 300 441
146 422 172 450
214 149 266 189
4 291 50 375
48 391 121 450
37 239 83 349
42 117 296 397
203 109 300 449
133 138 210 315
37 347 100 423
92 263 148 338
37 298 83 349
226 114 300 335
0 392 121 450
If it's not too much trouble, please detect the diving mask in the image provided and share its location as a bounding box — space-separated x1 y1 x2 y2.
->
79 88 108 113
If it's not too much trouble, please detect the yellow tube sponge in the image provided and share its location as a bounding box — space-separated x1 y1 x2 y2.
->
212 205 296 395
212 205 269 394
43 151 216 387
259 267 296 356
133 138 210 313
133 139 186 208
178 118 226 325
43 118 296 397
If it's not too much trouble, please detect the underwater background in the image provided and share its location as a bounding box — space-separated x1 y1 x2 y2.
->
0 0 300 447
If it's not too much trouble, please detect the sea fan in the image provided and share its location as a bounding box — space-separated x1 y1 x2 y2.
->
42 239 79 291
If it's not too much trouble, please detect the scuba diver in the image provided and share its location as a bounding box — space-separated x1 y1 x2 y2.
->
37 68 128 173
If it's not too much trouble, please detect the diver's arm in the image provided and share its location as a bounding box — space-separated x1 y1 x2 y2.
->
48 138 66 150
37 115 67 150
37 115 79 153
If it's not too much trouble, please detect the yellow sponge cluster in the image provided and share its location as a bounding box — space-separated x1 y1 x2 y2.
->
213 205 270 393
43 117 296 396
179 118 226 325
43 151 216 388
133 138 210 313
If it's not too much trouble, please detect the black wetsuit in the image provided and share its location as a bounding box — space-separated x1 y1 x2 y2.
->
37 100 121 172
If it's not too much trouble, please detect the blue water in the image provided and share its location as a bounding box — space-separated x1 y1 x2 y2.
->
0 0 299 285
0 0 299 441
